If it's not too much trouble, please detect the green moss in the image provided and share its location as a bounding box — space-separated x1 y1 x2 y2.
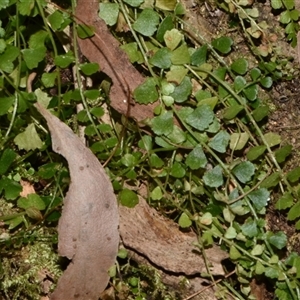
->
0 239 61 299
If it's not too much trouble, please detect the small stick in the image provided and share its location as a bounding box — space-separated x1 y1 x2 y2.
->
183 269 236 300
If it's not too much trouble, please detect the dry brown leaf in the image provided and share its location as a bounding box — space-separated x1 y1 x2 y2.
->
20 180 35 197
119 196 227 276
34 103 119 300
75 0 156 123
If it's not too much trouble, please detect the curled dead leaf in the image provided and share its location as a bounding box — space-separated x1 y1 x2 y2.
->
119 196 227 276
75 0 156 123
35 103 119 300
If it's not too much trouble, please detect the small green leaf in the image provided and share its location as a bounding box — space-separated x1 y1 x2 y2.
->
48 10 64 30
54 53 74 68
0 96 14 116
164 29 183 50
161 80 175 96
191 45 207 66
121 153 137 167
120 42 143 64
119 189 139 208
287 167 300 183
232 161 255 183
289 201 300 221
0 177 22 200
0 39 6 53
261 172 281 188
117 248 128 259
211 36 233 54
85 125 97 136
280 10 291 24
178 212 192 228
195 63 213 79
241 219 258 237
199 212 213 225
156 15 174 42
18 0 36 16
149 153 164 168
208 130 230 153
244 84 258 101
99 3 119 26
97 124 112 133
225 226 237 239
248 188 270 211
14 124 43 151
290 9 299 21
84 89 100 100
268 231 287 250
230 132 249 150
255 261 265 275
80 63 99 75
251 244 265 256
170 76 192 103
263 132 281 147
168 125 186 143
90 107 104 118
186 105 214 131
247 145 267 161
151 186 163 200
162 95 174 106
186 145 207 170
41 72 57 88
198 97 218 111
231 58 248 75
170 161 186 178
260 76 273 88
223 105 244 120
133 77 158 104
275 192 294 210
149 47 172 69
252 105 269 122
0 0 9 10
271 0 282 9
77 24 95 39
174 2 185 15
203 165 223 188
38 162 60 179
28 30 48 49
6 216 24 230
296 220 300 230
155 0 177 10
18 194 46 210
138 135 152 151
275 144 292 163
0 149 16 175
77 110 89 123
230 245 242 260
133 8 160 37
250 68 261 80
234 76 246 91
166 67 188 85
151 111 173 136
22 47 46 69
170 43 190 64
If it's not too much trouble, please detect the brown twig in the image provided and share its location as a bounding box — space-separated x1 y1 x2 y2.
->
183 269 236 300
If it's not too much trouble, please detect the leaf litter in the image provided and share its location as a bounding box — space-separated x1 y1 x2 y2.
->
35 102 119 300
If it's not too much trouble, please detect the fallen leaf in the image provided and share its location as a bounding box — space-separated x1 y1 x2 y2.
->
119 196 227 276
14 123 43 151
75 0 156 123
20 180 35 197
34 103 119 300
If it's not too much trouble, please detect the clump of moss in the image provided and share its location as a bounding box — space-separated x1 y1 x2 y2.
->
0 238 61 300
